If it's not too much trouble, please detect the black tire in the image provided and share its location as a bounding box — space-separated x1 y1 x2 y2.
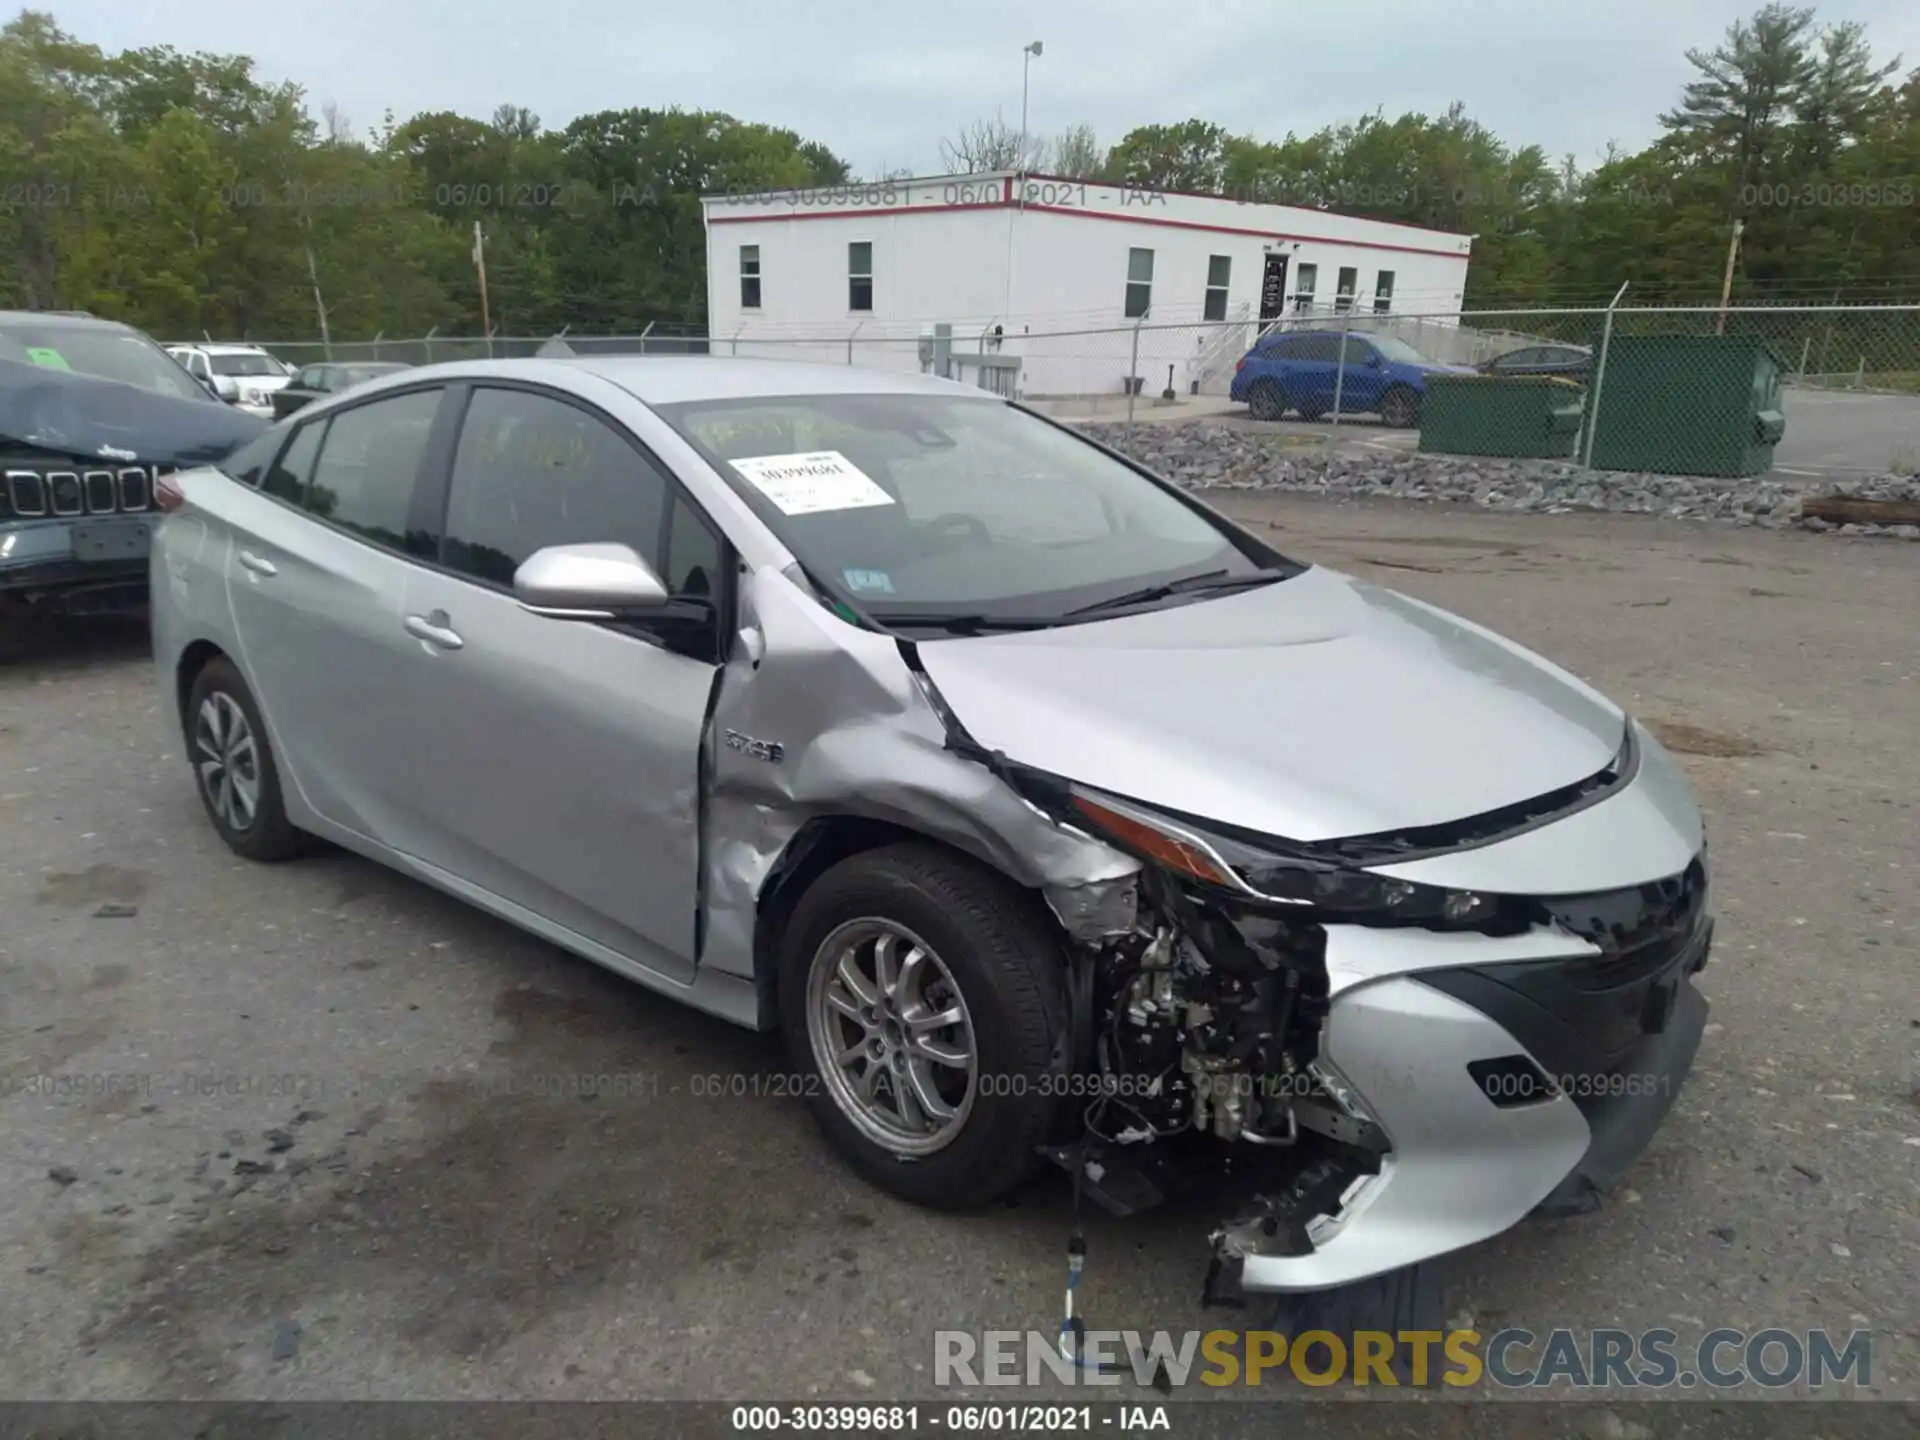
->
1246 379 1286 422
1379 385 1421 429
1267 1262 1448 1387
778 841 1070 1210
1296 402 1326 423
183 656 308 862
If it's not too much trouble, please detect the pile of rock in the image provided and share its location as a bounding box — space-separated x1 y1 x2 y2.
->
1073 421 1920 540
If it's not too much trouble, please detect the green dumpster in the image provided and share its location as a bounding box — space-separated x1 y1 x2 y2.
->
1584 333 1787 478
1418 374 1587 459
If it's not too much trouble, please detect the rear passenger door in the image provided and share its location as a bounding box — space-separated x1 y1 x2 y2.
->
389 383 726 981
1290 334 1342 411
223 386 450 841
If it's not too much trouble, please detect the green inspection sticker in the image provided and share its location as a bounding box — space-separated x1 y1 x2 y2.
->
25 347 71 370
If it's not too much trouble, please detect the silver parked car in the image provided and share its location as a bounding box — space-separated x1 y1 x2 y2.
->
150 357 1713 1331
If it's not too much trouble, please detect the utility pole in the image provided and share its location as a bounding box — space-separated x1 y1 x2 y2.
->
472 220 494 356
304 240 331 360
1715 218 1744 335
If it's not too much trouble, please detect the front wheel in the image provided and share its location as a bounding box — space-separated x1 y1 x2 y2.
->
1379 385 1421 428
779 842 1070 1210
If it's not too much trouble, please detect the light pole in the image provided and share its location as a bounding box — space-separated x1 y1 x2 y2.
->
1006 40 1043 333
1019 41 1043 172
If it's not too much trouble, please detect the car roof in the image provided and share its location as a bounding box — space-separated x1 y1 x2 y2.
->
0 309 137 332
343 355 988 406
175 343 272 355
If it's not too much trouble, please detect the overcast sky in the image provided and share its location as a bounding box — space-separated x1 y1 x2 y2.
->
50 0 1920 174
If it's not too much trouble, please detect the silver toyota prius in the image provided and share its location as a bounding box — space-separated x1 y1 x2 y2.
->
150 357 1713 1332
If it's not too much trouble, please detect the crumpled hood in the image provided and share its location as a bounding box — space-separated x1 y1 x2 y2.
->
913 565 1626 843
0 357 269 466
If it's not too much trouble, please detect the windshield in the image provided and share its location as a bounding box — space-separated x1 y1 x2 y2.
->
209 352 285 377
0 321 210 402
656 393 1298 625
1367 335 1435 366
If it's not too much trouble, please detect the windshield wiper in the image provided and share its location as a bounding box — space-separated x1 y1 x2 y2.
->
869 612 1057 635
1065 568 1283 618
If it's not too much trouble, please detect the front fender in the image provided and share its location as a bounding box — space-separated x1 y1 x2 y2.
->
697 565 1138 1001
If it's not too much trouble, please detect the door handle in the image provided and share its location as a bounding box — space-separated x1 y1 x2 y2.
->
404 611 464 650
237 550 277 577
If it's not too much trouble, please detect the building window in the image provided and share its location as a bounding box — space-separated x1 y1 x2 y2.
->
1292 263 1317 314
1373 270 1395 314
848 241 873 312
740 245 761 309
1335 266 1357 313
1203 255 1231 322
1124 247 1154 318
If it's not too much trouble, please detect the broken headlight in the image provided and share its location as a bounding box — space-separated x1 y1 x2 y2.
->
1065 785 1519 930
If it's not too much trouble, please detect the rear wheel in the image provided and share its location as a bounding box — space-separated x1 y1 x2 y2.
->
184 657 307 862
779 842 1069 1210
1379 385 1421 428
1246 379 1287 422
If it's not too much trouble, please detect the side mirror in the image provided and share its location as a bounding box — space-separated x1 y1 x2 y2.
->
513 542 670 618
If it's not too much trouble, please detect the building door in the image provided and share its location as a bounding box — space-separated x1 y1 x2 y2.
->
1259 253 1290 323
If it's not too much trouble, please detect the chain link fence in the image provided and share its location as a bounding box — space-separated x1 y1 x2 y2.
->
714 303 1920 481
181 304 1920 481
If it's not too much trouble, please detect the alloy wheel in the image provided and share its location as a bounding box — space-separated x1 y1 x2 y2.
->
805 918 978 1156
194 691 260 832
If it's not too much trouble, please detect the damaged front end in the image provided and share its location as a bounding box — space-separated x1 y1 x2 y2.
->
1 358 269 617
703 563 1709 1304
912 705 1707 1303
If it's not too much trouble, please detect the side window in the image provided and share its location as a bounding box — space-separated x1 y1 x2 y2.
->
219 428 288 488
1341 337 1377 366
663 495 723 599
262 421 324 504
442 387 667 590
304 388 440 551
1297 335 1339 362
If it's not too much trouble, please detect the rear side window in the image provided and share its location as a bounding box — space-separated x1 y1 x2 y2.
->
304 388 440 551
262 423 323 504
219 428 287 488
441 387 668 589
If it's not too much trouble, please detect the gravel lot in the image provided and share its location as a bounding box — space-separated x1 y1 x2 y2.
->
1 494 1916 1408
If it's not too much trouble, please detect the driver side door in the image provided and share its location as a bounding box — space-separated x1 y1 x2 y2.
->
388 382 727 981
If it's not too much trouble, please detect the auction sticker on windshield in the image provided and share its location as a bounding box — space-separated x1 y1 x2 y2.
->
25 347 71 370
730 450 895 516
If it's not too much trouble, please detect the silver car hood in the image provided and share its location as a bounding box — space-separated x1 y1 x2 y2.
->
913 564 1626 843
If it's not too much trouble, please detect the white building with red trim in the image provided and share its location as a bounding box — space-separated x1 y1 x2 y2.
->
700 171 1474 399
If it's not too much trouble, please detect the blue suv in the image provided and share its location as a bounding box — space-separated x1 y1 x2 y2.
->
1229 329 1474 428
